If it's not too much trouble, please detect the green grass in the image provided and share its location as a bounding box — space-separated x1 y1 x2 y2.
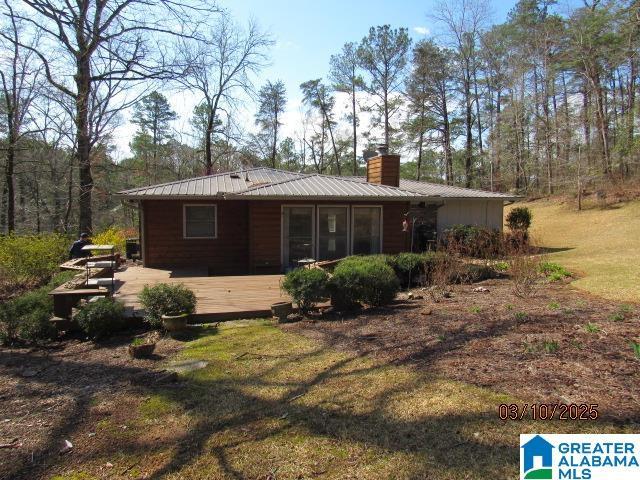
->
507 199 640 301
50 320 633 480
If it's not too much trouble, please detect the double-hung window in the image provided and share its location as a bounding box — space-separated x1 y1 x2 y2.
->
183 205 217 239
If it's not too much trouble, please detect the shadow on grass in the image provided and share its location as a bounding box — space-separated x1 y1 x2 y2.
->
1 319 631 479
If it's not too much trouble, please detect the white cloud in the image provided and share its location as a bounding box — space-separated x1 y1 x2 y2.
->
413 26 430 36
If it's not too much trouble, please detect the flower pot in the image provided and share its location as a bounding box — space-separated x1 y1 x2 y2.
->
271 301 293 322
162 313 189 332
128 342 156 359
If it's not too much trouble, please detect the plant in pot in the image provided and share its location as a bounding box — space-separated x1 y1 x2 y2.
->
128 337 156 358
138 283 197 332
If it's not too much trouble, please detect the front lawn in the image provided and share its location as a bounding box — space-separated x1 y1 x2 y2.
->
3 279 637 479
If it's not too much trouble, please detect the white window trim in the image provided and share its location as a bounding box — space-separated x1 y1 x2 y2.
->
316 205 350 261
183 204 217 240
350 205 383 255
280 204 316 268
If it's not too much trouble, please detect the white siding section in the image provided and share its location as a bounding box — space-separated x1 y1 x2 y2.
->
437 199 504 236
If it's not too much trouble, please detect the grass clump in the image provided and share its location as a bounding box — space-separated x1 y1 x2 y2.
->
631 341 640 359
543 340 559 354
514 312 528 321
139 283 197 328
469 306 481 314
584 323 600 334
540 262 571 281
74 298 126 340
281 267 329 314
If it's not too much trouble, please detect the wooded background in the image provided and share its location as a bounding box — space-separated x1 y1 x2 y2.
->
1 0 638 234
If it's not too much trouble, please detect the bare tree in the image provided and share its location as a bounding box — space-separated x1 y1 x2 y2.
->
432 0 489 187
178 13 271 175
1 0 219 233
0 1 42 233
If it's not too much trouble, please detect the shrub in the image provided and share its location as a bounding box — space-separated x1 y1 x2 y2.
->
0 233 69 288
74 298 126 340
0 270 76 345
281 268 329 314
506 206 532 232
92 227 131 254
139 283 197 328
494 261 509 272
389 252 426 288
509 255 541 297
330 256 399 308
457 263 496 283
441 225 503 258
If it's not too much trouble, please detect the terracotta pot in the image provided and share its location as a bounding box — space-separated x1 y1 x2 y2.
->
271 301 293 322
162 313 189 332
128 342 156 359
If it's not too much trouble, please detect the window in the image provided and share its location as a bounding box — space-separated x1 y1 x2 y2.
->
183 205 217 239
352 206 382 255
318 206 348 260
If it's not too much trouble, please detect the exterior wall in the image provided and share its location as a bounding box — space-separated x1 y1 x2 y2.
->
142 199 250 274
142 199 410 273
436 199 505 236
248 200 410 272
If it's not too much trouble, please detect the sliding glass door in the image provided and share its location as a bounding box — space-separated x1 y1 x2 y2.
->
282 206 314 270
317 206 349 261
352 206 382 255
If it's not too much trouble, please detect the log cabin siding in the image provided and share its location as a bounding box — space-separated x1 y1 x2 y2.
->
143 199 410 273
143 200 250 274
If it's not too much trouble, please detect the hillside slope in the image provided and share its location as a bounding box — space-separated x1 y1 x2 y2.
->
507 199 639 302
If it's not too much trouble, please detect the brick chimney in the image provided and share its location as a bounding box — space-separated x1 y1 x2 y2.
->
366 144 400 187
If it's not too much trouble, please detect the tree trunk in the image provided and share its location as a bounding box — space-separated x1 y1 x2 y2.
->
442 89 453 186
352 83 358 175
76 57 93 235
464 70 473 188
5 133 15 233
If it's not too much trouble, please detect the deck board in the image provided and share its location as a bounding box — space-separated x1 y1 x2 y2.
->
114 266 289 321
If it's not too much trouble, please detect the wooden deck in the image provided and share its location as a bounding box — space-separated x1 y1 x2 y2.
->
114 265 289 321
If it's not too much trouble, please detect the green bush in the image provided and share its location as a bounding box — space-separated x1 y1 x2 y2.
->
281 267 329 314
506 207 533 232
138 283 197 328
330 256 399 308
1 289 55 344
389 252 426 288
0 270 76 345
0 233 69 287
74 298 126 340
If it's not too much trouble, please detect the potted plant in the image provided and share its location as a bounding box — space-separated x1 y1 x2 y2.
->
128 337 156 358
271 301 293 322
138 283 197 332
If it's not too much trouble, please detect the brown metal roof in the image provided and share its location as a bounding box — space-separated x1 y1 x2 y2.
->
117 167 518 201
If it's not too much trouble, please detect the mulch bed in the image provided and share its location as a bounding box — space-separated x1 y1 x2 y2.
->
284 279 640 422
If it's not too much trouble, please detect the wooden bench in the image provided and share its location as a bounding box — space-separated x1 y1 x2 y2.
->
49 287 110 318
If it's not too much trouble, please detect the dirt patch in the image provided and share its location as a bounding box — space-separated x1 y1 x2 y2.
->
0 330 192 480
284 279 640 422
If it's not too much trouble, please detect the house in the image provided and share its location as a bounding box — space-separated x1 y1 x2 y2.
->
117 146 517 275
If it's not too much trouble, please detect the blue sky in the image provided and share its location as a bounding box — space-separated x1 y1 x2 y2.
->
221 0 517 100
114 0 580 158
